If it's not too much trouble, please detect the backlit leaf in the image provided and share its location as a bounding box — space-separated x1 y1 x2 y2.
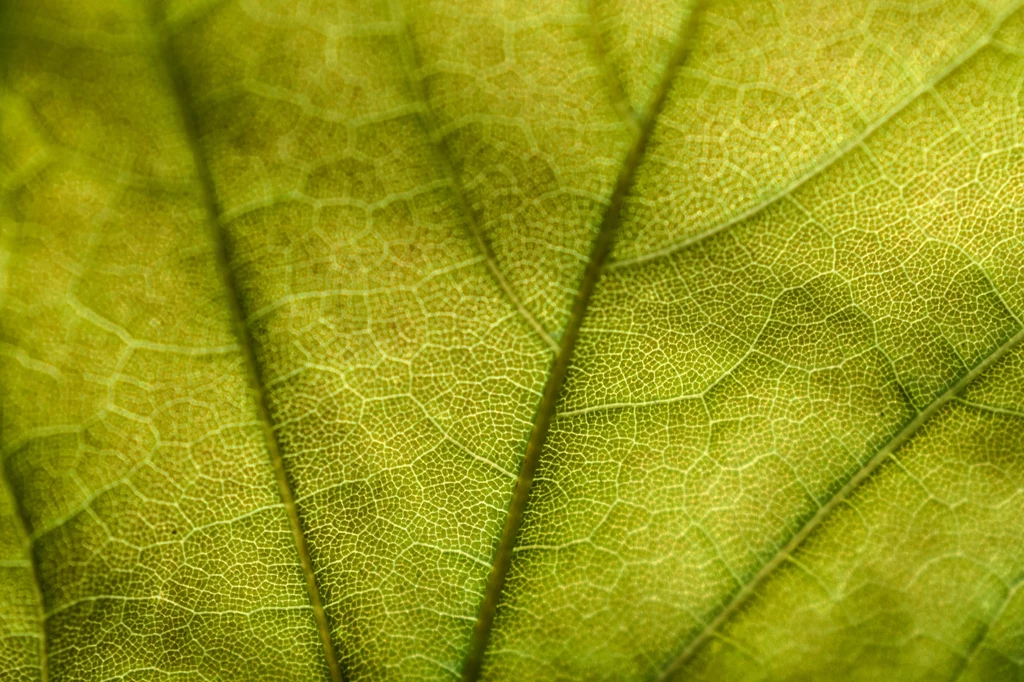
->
2 0 1024 680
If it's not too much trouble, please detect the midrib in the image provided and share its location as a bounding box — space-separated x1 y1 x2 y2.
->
145 3 344 681
459 5 707 680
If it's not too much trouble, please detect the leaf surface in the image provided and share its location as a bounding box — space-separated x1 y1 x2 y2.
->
2 0 1024 680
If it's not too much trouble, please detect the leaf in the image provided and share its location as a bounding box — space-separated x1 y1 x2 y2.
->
2 0 1024 680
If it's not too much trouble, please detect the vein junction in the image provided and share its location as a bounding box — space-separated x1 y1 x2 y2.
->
3 1 1024 681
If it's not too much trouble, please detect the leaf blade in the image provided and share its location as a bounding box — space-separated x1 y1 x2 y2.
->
4 1 1024 680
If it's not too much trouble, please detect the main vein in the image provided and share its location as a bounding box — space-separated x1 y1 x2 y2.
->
459 5 706 680
147 4 343 681
654 323 1024 682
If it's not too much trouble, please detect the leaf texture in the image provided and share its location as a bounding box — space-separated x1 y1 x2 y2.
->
2 0 1024 680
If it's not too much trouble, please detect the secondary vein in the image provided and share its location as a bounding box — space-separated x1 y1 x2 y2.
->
950 575 1024 682
459 5 706 680
0 461 47 682
389 0 560 354
609 0 1024 271
586 0 640 133
653 323 1024 682
146 4 344 681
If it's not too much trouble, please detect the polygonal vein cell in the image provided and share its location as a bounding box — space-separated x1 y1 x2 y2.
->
149 1 344 679
0 0 335 679
4 0 1024 681
463 3 705 680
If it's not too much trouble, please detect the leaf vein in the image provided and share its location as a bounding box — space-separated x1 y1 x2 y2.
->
586 0 640 133
652 323 1024 682
389 0 560 353
457 4 708 679
148 5 344 680
609 0 1024 271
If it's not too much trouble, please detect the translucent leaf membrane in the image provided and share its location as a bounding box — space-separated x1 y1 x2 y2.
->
1 0 1024 680
0 3 328 679
161 0 608 676
614 0 1024 264
485 8 1024 680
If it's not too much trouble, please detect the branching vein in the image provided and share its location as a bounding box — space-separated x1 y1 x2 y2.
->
610 0 1024 271
389 0 560 353
653 324 1024 682
459 4 706 680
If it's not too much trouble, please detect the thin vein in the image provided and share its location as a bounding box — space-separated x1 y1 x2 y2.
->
950 576 1024 681
458 5 707 680
653 324 1024 682
0 460 47 682
389 0 560 353
586 0 639 133
954 397 1024 420
147 5 344 681
609 0 1024 271
0 9 46 675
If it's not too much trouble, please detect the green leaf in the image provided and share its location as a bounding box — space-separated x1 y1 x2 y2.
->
2 0 1024 680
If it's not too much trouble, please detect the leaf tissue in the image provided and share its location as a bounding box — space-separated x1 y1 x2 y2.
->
2 0 1024 680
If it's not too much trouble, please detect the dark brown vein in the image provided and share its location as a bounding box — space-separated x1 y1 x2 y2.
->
609 0 1024 271
653 324 1024 682
388 0 559 353
458 5 706 680
146 4 344 681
